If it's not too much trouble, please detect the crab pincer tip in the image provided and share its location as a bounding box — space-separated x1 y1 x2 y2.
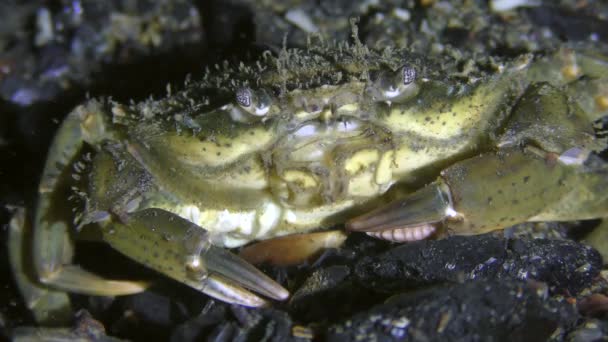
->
205 245 289 302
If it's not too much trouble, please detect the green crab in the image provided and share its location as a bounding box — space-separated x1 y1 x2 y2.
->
9 40 608 324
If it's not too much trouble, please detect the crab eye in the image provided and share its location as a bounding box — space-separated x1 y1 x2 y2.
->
236 88 252 108
402 65 416 85
365 66 420 103
234 87 272 117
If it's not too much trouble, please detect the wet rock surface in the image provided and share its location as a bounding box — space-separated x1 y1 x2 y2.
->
171 305 298 342
2 0 608 341
328 279 579 342
288 235 601 332
567 319 608 342
12 310 128 342
0 0 204 107
354 235 602 296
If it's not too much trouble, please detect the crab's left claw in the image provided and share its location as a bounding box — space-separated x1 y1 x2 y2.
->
346 182 450 241
104 208 289 307
202 244 290 305
348 148 608 241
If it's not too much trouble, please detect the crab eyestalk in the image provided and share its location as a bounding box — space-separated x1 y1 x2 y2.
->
365 65 420 104
230 87 273 122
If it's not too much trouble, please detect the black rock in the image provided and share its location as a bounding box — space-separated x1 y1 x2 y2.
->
289 265 382 323
328 279 579 342
354 235 602 295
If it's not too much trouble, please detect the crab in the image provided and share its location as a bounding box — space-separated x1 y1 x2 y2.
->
9 40 608 324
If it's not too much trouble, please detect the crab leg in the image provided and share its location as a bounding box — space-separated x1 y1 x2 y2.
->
348 147 608 239
8 209 72 324
33 103 149 297
8 103 150 324
102 208 289 306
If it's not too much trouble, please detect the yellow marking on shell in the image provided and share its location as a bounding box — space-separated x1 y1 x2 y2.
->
559 48 582 80
336 103 359 112
561 64 581 80
214 157 268 190
382 81 504 139
283 200 355 227
282 170 318 188
375 150 394 185
344 149 379 174
348 172 379 197
295 110 313 120
596 94 608 111
158 127 274 168
392 143 461 177
320 108 333 122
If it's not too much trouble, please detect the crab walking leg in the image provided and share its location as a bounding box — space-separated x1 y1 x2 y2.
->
32 102 149 297
8 209 72 324
239 231 348 266
103 208 289 306
348 148 608 238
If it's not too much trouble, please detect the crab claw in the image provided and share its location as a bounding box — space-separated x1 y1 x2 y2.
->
348 148 608 242
103 208 289 307
202 243 290 304
346 182 452 242
347 183 452 234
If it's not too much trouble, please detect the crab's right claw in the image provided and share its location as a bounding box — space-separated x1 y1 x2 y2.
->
104 208 289 307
